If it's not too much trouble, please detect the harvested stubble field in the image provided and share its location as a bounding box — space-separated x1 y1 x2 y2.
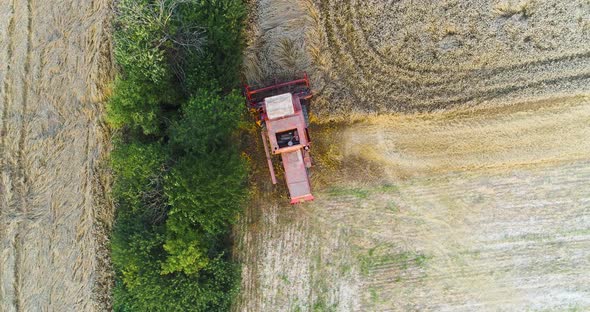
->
0 0 113 311
236 0 590 311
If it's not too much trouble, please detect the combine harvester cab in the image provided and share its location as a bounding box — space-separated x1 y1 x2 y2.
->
245 74 314 204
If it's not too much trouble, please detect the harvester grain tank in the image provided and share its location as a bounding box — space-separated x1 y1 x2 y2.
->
245 74 314 204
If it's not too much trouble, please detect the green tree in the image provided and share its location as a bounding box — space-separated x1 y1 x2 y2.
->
179 0 246 91
114 255 239 312
109 0 248 310
107 77 168 135
114 0 205 84
162 152 246 275
169 89 244 155
111 139 168 216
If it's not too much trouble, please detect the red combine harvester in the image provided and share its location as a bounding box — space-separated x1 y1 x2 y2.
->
245 74 314 204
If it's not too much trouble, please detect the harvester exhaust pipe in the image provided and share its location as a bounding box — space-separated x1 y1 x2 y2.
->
261 129 278 184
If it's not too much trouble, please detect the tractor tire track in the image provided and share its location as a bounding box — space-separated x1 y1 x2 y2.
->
338 0 590 92
307 0 590 114
1 0 31 310
14 0 34 310
350 0 590 76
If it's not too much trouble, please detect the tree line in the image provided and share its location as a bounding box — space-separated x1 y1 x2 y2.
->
107 0 248 310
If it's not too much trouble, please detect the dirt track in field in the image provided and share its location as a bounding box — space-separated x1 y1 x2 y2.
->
236 0 590 311
0 0 113 311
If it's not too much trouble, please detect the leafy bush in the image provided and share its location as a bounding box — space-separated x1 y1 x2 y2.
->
110 139 168 218
114 254 239 312
109 0 247 310
166 153 246 236
112 214 239 312
114 0 205 83
169 89 244 155
178 0 247 91
160 228 209 275
163 87 247 273
107 77 168 135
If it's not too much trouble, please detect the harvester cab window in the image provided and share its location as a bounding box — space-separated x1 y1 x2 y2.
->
276 129 300 148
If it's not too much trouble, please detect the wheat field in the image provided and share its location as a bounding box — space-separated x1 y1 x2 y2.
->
236 0 590 311
0 0 113 311
1 0 589 311
305 0 590 114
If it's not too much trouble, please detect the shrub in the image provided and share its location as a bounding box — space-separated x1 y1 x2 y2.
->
111 143 244 310
107 77 168 135
160 229 210 275
112 217 239 312
114 0 206 83
113 255 239 312
110 139 168 219
169 89 244 155
178 0 247 91
165 152 247 236
109 0 248 310
162 152 247 274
